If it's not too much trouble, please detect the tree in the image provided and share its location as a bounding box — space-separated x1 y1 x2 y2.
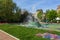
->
0 0 16 23
14 7 21 22
57 11 60 17
37 9 43 21
20 10 29 22
37 9 43 20
46 9 57 22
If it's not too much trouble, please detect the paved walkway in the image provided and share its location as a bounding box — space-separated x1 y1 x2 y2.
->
0 30 19 40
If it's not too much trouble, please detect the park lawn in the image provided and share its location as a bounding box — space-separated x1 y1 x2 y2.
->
46 24 60 31
0 24 60 40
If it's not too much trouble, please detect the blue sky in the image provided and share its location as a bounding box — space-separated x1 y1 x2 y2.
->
13 0 60 13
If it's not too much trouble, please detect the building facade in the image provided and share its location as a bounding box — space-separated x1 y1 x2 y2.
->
57 5 60 13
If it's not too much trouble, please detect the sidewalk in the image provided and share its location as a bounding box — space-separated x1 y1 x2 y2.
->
0 30 19 40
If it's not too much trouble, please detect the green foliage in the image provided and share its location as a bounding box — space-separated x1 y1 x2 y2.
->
46 9 57 21
0 0 29 23
37 9 43 20
20 10 29 22
57 11 60 17
0 0 16 22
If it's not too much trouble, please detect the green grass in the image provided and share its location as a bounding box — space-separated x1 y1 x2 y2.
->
40 23 60 32
0 24 60 40
45 24 60 31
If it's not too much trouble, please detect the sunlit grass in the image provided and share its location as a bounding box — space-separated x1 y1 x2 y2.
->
0 24 60 40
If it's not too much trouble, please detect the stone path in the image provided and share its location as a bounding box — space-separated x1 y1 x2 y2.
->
0 30 19 40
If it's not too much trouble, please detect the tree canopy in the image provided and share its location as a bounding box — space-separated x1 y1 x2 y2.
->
46 9 57 22
0 0 29 23
37 9 43 20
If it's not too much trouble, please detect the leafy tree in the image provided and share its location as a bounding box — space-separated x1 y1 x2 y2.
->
0 0 16 23
57 11 60 17
20 10 29 22
14 7 21 22
46 9 57 22
37 9 43 20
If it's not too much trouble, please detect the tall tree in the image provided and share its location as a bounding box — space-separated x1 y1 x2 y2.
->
57 11 60 17
37 9 43 21
14 7 21 22
0 0 16 22
46 9 57 22
20 10 29 22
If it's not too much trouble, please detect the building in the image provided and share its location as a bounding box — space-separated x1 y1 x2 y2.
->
57 5 60 13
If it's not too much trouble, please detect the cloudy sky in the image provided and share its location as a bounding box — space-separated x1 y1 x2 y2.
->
13 0 60 13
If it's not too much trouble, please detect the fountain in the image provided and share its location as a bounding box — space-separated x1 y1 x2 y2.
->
20 13 41 27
